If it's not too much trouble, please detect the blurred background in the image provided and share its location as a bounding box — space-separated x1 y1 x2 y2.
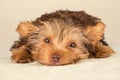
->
0 0 120 52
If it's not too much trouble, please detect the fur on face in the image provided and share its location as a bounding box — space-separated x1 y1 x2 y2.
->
10 10 114 66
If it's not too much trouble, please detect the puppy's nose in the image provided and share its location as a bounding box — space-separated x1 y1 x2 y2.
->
51 54 60 63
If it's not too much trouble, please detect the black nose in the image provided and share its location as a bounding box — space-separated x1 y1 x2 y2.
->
51 54 60 63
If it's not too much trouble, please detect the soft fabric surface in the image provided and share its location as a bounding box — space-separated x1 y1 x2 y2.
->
0 0 120 80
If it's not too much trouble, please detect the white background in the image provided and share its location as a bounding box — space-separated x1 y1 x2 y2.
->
0 0 120 80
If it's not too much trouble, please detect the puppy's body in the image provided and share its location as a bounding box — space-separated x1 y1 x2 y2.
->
10 10 114 66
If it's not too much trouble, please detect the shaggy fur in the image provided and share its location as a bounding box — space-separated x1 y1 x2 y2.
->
10 10 114 66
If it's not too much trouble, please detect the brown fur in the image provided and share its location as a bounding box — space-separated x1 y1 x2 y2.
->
32 10 100 27
10 10 114 66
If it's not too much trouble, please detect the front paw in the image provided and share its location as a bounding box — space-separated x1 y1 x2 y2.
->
11 54 34 63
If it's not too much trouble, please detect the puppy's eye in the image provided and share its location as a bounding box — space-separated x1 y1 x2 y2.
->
70 43 76 48
44 38 50 43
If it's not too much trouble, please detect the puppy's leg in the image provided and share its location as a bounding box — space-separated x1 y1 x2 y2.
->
11 46 34 63
95 42 114 58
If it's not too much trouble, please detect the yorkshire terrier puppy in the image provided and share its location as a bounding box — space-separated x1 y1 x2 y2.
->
10 10 114 66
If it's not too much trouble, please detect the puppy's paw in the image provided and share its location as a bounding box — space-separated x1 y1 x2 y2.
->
95 43 114 58
11 54 34 63
95 52 111 58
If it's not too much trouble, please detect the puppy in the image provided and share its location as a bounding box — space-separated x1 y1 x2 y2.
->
10 10 114 66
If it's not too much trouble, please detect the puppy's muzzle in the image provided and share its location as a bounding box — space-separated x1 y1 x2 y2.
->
51 54 61 63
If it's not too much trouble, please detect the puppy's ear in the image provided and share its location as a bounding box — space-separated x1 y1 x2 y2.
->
84 21 105 45
16 22 38 37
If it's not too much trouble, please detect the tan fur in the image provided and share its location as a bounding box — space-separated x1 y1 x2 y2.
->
16 22 38 37
95 42 114 58
10 10 114 66
84 22 105 46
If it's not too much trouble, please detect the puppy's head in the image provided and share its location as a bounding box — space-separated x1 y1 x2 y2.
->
17 19 105 66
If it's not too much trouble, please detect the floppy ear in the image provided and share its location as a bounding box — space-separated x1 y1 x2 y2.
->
16 22 38 37
84 21 106 46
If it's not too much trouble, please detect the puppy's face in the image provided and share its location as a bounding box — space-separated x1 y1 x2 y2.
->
28 20 90 66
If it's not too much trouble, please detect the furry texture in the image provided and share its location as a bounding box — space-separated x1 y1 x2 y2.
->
10 10 114 66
